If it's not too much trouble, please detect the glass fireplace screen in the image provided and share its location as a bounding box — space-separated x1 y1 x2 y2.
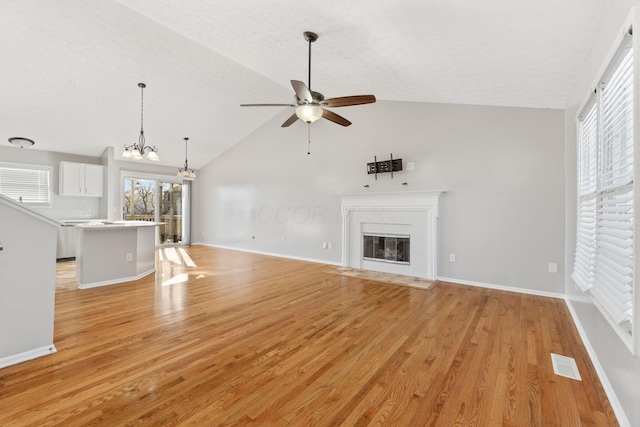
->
362 234 410 264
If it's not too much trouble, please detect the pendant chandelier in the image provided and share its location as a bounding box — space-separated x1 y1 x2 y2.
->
122 83 159 161
177 137 196 179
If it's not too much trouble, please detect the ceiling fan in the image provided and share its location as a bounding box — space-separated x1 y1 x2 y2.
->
241 31 376 127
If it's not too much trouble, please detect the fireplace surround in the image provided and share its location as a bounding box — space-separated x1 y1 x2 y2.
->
340 191 443 279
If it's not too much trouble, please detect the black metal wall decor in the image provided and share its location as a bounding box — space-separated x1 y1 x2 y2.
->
367 154 402 179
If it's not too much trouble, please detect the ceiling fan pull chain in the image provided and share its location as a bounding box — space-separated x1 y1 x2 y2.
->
307 123 311 155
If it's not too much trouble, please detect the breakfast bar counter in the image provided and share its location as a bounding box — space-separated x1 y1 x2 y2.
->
75 221 162 289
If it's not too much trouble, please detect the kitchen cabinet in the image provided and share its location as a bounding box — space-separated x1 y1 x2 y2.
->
59 162 104 197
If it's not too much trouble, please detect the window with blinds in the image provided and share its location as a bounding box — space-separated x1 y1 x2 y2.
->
573 97 597 293
0 163 51 205
573 32 635 351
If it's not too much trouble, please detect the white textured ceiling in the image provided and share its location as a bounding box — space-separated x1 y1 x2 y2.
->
0 0 607 168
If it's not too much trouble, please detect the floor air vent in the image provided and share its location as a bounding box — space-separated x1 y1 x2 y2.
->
550 353 582 381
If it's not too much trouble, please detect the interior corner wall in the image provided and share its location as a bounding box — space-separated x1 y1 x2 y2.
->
195 100 565 294
564 2 640 426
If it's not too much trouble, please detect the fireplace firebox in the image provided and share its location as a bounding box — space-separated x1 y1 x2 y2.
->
362 234 410 264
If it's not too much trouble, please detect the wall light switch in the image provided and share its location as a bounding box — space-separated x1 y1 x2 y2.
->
549 263 558 274
407 162 415 171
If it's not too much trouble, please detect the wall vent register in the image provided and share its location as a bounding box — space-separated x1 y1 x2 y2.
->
363 234 410 264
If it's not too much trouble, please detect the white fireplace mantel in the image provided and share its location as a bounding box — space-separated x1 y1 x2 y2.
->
339 190 445 215
339 191 445 279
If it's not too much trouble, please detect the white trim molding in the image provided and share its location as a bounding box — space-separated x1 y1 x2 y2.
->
565 298 632 427
0 345 57 369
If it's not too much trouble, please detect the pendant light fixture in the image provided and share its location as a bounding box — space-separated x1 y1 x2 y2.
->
177 137 196 179
122 83 159 161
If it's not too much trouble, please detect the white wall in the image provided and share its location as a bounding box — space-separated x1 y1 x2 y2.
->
564 2 640 426
195 100 565 294
0 197 57 367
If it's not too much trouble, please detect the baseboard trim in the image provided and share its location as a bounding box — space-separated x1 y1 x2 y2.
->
436 276 565 299
193 242 342 266
564 298 631 427
0 344 57 369
78 269 155 289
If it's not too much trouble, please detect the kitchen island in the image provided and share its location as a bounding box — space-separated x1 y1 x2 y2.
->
75 221 162 289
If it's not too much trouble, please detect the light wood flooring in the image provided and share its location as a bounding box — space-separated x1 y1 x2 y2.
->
1 245 618 426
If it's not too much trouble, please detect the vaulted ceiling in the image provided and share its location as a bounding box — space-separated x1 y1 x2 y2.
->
0 0 608 168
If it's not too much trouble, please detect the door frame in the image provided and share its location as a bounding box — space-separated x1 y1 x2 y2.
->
119 171 188 247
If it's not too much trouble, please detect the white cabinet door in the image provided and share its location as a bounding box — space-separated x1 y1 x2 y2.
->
60 162 104 197
59 162 84 196
83 164 104 197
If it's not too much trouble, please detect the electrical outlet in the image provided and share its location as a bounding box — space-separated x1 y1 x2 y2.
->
125 252 133 262
328 242 333 249
449 253 456 262
549 262 558 273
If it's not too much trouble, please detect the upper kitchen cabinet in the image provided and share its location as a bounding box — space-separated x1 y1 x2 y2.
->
59 161 104 197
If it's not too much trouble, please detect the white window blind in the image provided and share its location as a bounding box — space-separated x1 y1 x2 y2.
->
595 36 634 336
0 163 51 205
573 97 597 292
573 32 635 346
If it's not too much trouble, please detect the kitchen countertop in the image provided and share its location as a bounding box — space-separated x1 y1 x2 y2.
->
75 221 164 230
59 218 107 224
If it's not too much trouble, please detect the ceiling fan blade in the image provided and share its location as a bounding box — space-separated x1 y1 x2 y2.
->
321 95 376 108
281 113 299 127
291 80 312 102
322 109 352 127
240 103 296 107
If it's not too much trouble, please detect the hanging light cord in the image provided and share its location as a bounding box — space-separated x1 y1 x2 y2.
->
139 84 145 147
183 138 189 170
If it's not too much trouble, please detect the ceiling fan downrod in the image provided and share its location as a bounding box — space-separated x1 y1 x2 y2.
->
304 31 318 91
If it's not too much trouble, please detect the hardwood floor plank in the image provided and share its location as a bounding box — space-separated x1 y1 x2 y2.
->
0 246 619 426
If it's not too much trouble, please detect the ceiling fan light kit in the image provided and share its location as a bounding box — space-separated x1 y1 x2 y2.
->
122 83 160 162
241 30 376 134
296 104 323 123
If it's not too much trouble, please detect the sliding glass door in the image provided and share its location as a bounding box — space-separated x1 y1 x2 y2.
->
158 181 182 245
123 177 188 247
